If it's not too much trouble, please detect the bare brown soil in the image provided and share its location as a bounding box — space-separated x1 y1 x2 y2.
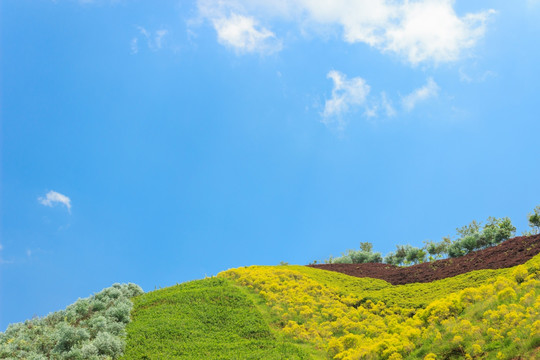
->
307 234 540 285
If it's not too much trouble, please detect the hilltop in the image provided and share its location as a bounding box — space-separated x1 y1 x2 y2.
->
308 234 540 285
1 234 539 359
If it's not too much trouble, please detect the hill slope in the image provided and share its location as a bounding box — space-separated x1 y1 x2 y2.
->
219 251 540 359
2 236 539 359
307 234 540 285
121 277 323 360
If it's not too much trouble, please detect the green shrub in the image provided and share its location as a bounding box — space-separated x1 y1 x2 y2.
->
383 251 398 265
461 234 480 253
328 246 383 265
53 324 90 354
448 241 466 258
524 205 540 235
0 283 143 360
93 332 124 357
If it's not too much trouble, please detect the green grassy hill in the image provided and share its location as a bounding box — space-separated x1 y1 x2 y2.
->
2 251 539 359
216 255 539 359
121 277 323 359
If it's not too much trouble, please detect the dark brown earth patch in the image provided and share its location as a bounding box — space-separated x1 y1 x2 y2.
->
307 234 540 285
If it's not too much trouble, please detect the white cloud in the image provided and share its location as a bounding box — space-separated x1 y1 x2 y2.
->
138 26 150 39
381 92 396 117
133 27 168 53
130 37 139 54
212 13 282 54
321 72 404 126
38 190 72 212
323 70 370 126
402 77 439 111
459 67 496 83
155 29 168 49
364 105 378 119
363 92 396 119
383 2 495 65
196 0 494 64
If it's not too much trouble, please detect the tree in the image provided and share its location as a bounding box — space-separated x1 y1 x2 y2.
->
525 205 540 235
384 252 398 265
424 237 451 260
449 217 516 256
456 220 482 238
405 246 425 265
359 242 373 253
394 245 412 265
482 217 516 246
448 241 465 258
461 234 480 253
348 249 383 264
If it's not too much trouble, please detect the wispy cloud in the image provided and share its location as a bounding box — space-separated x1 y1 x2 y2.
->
364 92 397 119
0 243 13 265
212 13 282 55
130 37 139 54
380 92 396 117
0 245 50 265
196 0 494 64
38 190 72 213
402 77 439 111
321 72 445 128
131 27 169 54
459 68 497 83
154 29 168 49
322 70 370 127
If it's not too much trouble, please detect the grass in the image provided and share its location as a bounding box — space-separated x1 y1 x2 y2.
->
218 254 540 359
406 279 540 360
121 277 322 360
287 264 515 308
3 253 538 359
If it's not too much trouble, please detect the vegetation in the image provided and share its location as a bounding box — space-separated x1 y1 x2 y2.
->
220 253 540 359
410 265 540 359
3 206 539 359
447 217 516 258
289 265 515 309
121 277 322 360
324 215 518 266
523 205 540 236
324 242 383 265
5 255 538 359
0 283 143 360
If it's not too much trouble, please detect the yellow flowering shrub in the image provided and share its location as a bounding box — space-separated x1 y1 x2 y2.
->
218 252 540 359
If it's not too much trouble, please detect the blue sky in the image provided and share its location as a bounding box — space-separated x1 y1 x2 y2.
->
1 0 540 329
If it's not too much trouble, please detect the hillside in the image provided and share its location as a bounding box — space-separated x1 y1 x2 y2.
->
219 248 540 359
1 235 539 359
121 277 324 359
308 234 540 285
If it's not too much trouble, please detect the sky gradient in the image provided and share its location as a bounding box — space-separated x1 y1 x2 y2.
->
1 0 540 329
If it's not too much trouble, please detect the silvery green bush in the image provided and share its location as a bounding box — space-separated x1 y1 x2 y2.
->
326 244 383 264
324 215 519 265
0 283 142 360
